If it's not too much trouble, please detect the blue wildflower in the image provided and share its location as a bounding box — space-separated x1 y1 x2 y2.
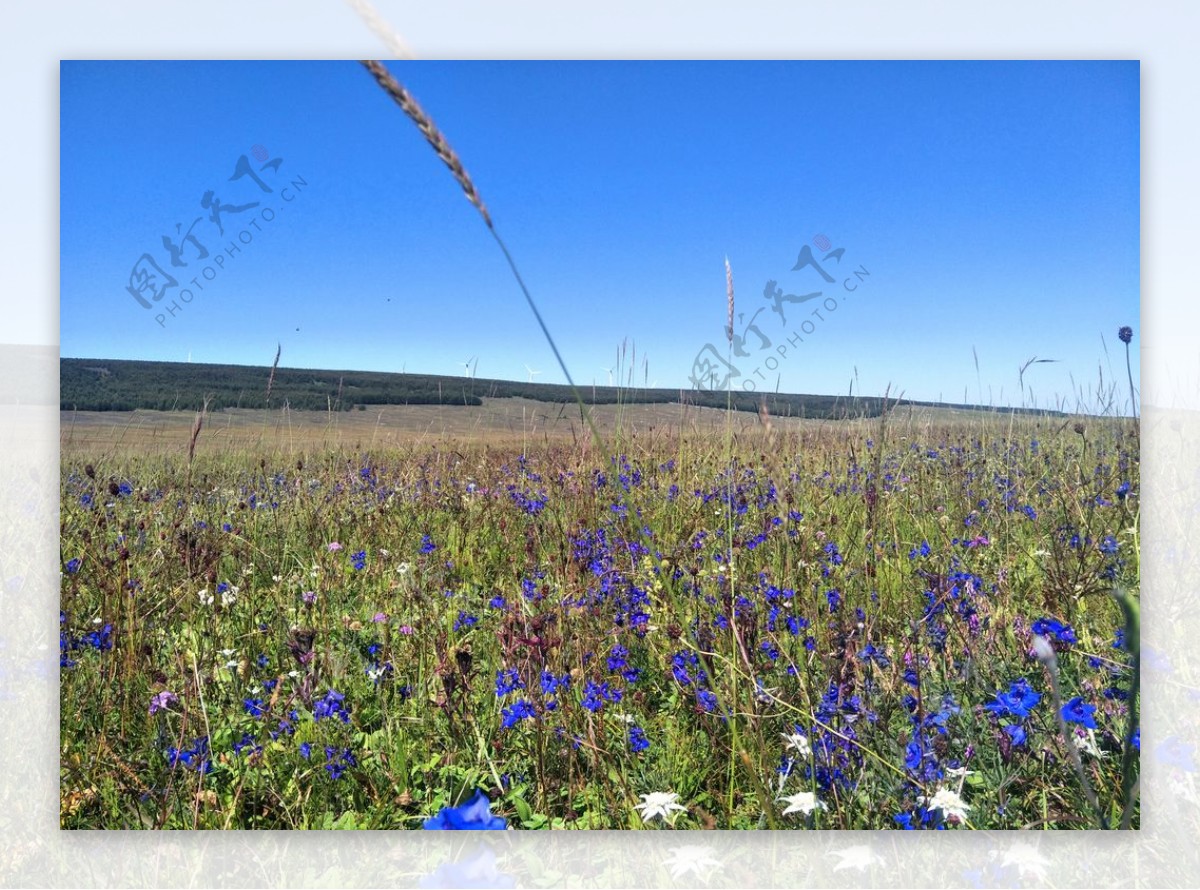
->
1003 724 1027 747
1061 696 1098 730
495 668 524 697
500 699 536 729
423 790 507 830
628 725 650 753
1031 617 1076 645
984 678 1041 720
313 689 350 723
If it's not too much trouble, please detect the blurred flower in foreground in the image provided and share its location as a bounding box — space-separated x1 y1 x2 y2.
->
829 844 883 872
1118 325 1133 344
418 845 515 888
993 841 1051 882
423 790 507 830
635 791 687 824
663 845 723 881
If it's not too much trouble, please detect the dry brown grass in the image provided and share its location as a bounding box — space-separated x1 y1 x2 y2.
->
60 398 1024 458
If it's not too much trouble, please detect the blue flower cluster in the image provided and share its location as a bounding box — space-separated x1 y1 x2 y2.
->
985 677 1041 751
167 736 214 774
1031 617 1077 645
495 667 524 697
324 746 357 780
314 689 350 723
628 725 650 753
581 679 622 713
501 699 536 729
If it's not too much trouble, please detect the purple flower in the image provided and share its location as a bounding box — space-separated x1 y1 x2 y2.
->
148 690 178 715
1118 326 1133 344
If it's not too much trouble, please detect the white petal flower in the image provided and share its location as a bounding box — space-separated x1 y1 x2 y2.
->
919 787 971 823
663 845 723 880
1071 728 1104 758
782 732 812 759
779 791 826 816
634 791 687 823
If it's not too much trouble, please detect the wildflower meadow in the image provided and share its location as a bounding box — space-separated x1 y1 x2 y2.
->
60 407 1140 829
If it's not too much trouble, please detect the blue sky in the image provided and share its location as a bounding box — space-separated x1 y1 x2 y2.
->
60 60 1139 411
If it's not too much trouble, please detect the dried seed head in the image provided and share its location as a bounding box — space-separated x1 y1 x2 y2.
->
360 60 493 229
724 257 735 344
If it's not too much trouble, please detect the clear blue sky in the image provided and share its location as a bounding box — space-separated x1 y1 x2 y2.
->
61 60 1139 411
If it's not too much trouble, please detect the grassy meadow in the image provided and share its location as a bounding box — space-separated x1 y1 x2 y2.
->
59 405 1140 829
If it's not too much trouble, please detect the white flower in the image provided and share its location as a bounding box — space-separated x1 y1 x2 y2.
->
782 732 812 759
919 787 971 823
634 791 687 823
945 766 975 779
220 584 239 607
780 791 826 816
198 588 214 606
663 845 723 880
397 562 411 576
1072 728 1104 758
829 845 882 872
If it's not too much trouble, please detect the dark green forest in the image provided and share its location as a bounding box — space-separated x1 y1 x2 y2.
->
59 357 1060 419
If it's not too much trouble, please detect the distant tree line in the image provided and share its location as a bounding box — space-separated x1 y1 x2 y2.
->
59 358 1061 419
